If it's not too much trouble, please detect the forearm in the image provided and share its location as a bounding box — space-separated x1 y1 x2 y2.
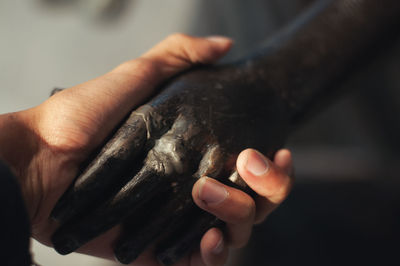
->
244 0 400 123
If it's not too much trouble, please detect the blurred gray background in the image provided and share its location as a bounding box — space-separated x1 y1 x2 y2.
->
1 0 400 265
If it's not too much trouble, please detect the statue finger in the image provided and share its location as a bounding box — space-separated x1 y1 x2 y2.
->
51 115 196 255
114 177 197 264
51 109 149 223
155 209 223 266
114 144 228 264
153 148 239 265
51 159 169 254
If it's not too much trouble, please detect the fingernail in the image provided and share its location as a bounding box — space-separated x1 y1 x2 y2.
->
205 36 232 44
213 237 224 254
198 177 228 205
52 235 79 255
245 151 269 176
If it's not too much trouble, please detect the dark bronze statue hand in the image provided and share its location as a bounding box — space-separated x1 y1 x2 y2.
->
50 0 400 264
51 55 291 264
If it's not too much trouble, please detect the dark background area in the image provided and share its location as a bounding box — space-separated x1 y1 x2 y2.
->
191 1 400 265
238 2 400 264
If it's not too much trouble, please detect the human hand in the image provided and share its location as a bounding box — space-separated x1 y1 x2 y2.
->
189 148 293 266
0 34 233 264
50 27 292 264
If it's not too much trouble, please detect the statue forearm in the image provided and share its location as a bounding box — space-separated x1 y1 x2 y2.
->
242 0 400 123
50 0 400 264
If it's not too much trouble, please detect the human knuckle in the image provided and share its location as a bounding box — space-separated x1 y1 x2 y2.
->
137 58 158 75
231 200 255 224
116 58 157 78
167 32 190 43
115 59 138 72
276 178 292 201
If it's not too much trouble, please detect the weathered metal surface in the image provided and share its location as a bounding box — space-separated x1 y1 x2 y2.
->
51 0 400 264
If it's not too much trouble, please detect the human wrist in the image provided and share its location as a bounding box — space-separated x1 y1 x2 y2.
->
0 111 35 173
0 111 41 215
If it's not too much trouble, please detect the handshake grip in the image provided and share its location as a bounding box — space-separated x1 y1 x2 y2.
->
50 0 400 265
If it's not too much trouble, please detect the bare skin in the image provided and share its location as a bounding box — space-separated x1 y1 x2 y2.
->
0 34 293 266
49 33 293 264
3 0 397 264
49 0 400 264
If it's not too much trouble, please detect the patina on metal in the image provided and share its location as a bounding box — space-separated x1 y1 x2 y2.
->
50 0 400 264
